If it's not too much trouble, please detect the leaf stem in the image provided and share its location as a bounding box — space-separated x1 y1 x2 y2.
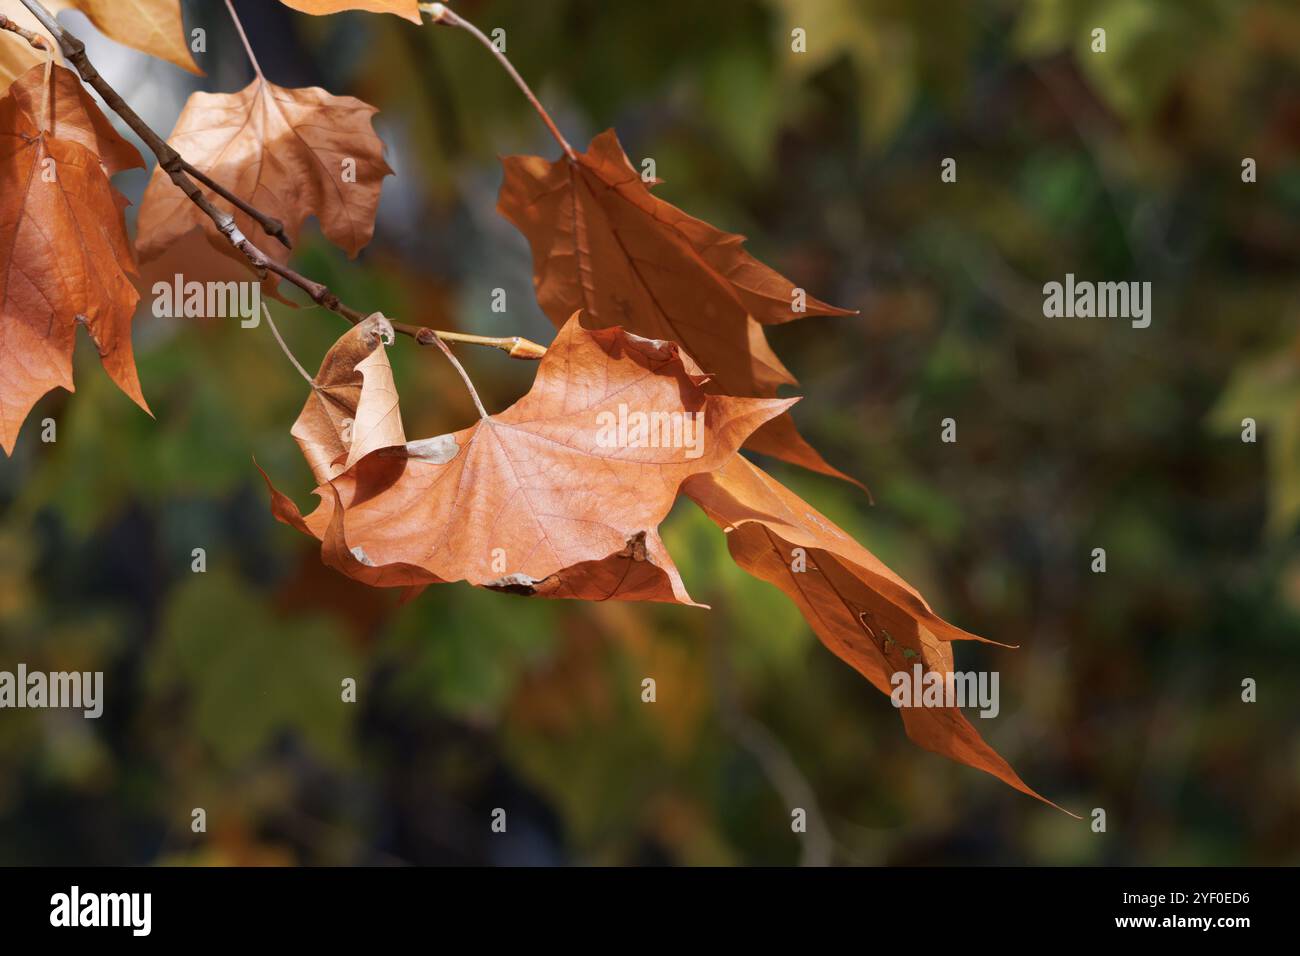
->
262 303 314 386
224 0 265 82
13 0 547 363
429 335 490 420
422 3 577 161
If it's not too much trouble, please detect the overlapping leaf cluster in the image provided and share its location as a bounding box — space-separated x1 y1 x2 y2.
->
0 0 1061 807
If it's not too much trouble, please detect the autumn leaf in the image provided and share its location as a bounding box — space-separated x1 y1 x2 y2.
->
277 0 422 23
7 62 142 175
0 93 147 454
290 313 406 486
45 0 201 75
498 128 859 484
262 313 793 604
0 1 59 92
136 79 393 278
683 454 1072 813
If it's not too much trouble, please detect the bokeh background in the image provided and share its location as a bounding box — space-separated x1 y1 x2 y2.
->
1 0 1298 865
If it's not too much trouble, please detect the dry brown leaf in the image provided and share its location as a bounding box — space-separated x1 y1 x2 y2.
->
683 455 1072 813
0 94 147 454
46 0 201 75
0 1 59 92
277 0 422 22
135 79 392 277
290 313 405 486
7 62 142 175
499 129 859 484
262 313 792 604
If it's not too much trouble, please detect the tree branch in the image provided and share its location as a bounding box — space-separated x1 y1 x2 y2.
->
13 0 547 362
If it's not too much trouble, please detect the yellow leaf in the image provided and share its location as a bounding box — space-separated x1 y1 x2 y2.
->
46 0 202 75
277 0 422 23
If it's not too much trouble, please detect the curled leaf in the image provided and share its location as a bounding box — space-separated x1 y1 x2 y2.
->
291 312 405 485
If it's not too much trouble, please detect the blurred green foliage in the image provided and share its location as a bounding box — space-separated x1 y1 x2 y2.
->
1 0 1298 865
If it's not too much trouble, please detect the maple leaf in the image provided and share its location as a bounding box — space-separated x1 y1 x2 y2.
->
0 1 59 92
498 128 859 484
7 62 143 175
261 313 793 604
683 454 1072 813
277 0 423 23
0 93 147 454
135 79 393 278
45 0 201 75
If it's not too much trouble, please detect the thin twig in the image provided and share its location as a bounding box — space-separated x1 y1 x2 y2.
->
14 0 547 362
417 329 548 360
429 335 489 419
262 303 314 386
184 161 292 249
0 11 50 51
422 3 577 161
224 0 265 81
